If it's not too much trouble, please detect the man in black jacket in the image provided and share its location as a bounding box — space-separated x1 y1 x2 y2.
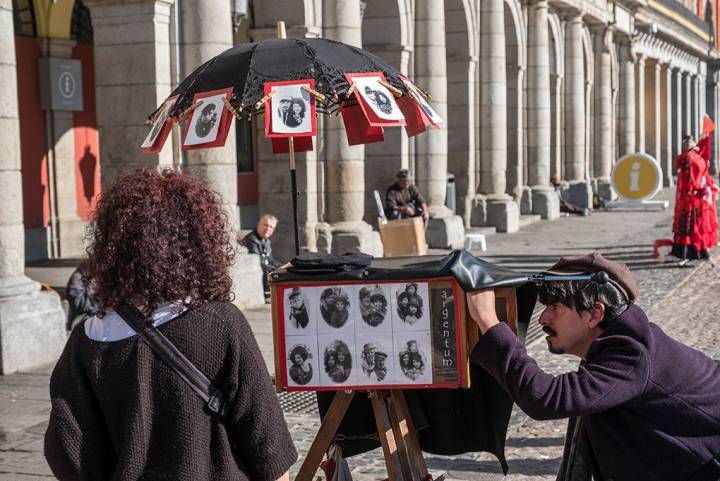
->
65 261 98 330
241 215 280 302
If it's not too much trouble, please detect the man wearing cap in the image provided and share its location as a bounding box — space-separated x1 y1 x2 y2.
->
466 252 720 481
385 169 429 222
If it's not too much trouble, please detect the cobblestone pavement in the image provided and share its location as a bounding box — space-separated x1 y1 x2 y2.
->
2 189 718 480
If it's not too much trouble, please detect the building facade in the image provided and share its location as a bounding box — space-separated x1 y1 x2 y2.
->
0 0 718 370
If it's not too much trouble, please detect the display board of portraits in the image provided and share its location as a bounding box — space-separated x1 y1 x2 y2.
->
272 278 484 391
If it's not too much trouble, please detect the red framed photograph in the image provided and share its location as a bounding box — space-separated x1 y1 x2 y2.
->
272 278 469 392
345 72 406 127
181 88 234 151
264 79 317 138
141 95 178 154
400 76 442 128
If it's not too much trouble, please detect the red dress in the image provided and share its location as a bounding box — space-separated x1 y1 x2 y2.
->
671 136 719 259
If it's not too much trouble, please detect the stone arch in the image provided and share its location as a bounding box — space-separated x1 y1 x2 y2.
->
361 0 412 224
445 0 477 222
504 0 525 200
547 12 563 181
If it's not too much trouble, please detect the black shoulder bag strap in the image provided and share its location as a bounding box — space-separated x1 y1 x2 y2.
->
115 305 228 420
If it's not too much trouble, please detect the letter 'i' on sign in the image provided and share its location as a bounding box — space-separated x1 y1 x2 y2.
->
611 153 663 201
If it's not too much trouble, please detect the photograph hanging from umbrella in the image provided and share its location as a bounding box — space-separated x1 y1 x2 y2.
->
141 21 443 255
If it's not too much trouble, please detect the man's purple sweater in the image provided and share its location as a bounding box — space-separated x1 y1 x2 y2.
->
472 304 720 481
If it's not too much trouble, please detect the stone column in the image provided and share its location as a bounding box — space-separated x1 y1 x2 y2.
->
636 55 646 152
0 0 66 373
617 39 635 156
322 0 383 254
415 0 464 247
526 0 558 219
561 12 592 209
40 39 86 258
672 68 683 167
712 70 720 175
696 74 704 136
660 64 673 187
646 61 661 167
683 72 692 138
474 0 519 232
691 74 699 137
592 27 613 198
87 0 174 185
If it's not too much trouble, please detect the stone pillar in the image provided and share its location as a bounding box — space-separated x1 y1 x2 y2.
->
526 0 558 219
322 0 383 254
636 55 646 152
87 0 174 185
0 0 66 373
672 68 683 168
646 61 661 166
691 74 699 137
415 0 464 247
561 12 592 208
660 64 673 187
592 27 613 198
617 39 636 156
695 74 703 136
683 72 692 138
473 0 519 232
712 70 720 175
39 39 86 258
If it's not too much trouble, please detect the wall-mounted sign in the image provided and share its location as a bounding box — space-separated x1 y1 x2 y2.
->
38 58 84 112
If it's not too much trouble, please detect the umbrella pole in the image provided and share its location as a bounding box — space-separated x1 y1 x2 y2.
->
289 137 300 256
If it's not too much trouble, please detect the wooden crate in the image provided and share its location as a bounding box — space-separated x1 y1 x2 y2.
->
378 217 428 257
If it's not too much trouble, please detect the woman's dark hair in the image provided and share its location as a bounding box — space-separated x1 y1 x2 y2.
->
324 352 337 371
85 169 234 318
291 98 306 116
536 280 628 328
410 353 423 368
290 346 308 362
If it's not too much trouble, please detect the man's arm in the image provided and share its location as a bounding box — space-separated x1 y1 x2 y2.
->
466 290 649 420
410 186 429 220
386 188 401 218
242 233 262 255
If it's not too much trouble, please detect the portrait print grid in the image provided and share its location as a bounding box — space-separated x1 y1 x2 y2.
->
282 282 434 388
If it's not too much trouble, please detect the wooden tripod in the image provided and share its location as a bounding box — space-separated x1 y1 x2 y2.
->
294 389 433 481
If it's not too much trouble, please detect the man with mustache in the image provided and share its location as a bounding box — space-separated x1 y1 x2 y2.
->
466 252 720 481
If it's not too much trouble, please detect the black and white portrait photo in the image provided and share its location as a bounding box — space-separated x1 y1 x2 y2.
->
395 332 432 384
319 338 353 385
284 287 316 335
287 344 314 386
355 333 394 384
401 78 442 126
357 284 390 329
268 83 314 135
352 75 405 122
183 91 230 148
392 282 431 331
141 97 176 149
319 287 352 331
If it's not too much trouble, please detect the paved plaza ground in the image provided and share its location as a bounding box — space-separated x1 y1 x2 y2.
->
2 188 719 480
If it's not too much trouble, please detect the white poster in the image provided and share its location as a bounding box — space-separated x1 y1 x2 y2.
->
284 287 317 336
353 76 405 121
318 333 356 387
141 97 176 148
270 84 313 134
183 93 226 146
285 335 320 388
317 286 355 334
394 331 432 385
354 332 394 385
391 282 431 332
354 283 392 332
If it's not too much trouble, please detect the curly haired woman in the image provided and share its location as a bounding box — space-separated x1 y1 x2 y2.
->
44 170 296 481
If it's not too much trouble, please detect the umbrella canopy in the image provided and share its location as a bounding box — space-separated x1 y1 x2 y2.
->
164 38 409 118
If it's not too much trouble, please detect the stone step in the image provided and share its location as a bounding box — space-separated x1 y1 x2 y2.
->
518 214 542 228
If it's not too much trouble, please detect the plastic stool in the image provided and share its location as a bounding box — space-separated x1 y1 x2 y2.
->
653 239 673 258
464 233 487 252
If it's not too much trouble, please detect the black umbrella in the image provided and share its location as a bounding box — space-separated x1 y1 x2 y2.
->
148 23 433 256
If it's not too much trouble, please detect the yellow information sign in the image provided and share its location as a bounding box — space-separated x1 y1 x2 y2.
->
611 153 662 201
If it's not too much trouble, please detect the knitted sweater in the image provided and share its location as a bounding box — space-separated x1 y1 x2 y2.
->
44 301 297 481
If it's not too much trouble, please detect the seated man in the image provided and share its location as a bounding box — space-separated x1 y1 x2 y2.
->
241 214 280 302
466 252 720 481
385 169 429 222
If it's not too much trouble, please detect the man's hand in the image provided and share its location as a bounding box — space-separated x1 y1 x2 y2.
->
421 210 429 222
403 206 415 216
466 289 500 334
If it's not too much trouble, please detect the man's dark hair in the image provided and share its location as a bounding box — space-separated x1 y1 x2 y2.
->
536 280 628 328
201 103 216 115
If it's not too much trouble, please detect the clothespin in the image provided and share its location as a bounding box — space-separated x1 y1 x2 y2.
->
344 83 357 99
379 79 402 98
177 101 201 122
254 90 276 110
223 97 242 119
146 104 164 125
302 85 327 102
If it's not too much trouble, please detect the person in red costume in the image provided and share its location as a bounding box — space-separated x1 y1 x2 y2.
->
671 123 719 264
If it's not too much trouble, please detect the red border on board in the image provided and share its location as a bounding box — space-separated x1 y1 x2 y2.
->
181 88 234 151
264 79 317 138
400 76 441 128
142 95 178 154
345 72 406 128
276 278 466 391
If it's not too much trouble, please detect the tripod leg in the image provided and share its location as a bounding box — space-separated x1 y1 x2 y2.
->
370 390 405 481
390 390 430 481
